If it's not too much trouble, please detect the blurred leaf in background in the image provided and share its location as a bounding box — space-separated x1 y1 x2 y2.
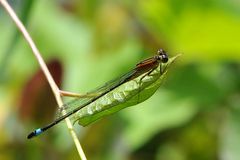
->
0 0 240 160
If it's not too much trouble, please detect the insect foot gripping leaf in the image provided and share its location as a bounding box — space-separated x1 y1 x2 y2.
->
72 54 181 126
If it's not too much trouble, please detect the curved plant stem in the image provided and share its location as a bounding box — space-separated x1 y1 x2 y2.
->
60 90 100 98
0 0 87 159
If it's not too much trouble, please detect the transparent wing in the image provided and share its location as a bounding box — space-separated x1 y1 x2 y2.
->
89 69 137 94
56 68 137 118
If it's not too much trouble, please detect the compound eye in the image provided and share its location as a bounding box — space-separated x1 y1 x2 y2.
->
157 49 166 55
161 54 168 63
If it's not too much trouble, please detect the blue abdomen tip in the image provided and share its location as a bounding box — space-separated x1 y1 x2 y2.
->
27 128 43 139
35 128 42 135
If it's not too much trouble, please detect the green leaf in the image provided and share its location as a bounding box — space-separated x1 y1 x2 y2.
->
71 54 181 126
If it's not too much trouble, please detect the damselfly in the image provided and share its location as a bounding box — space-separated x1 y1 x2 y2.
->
27 49 179 139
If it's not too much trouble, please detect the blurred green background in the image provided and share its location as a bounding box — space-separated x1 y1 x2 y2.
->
0 0 240 160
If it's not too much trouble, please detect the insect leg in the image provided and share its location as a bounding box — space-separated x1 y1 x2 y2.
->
137 67 157 103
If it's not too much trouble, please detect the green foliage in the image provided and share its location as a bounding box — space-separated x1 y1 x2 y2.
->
70 55 179 126
0 0 240 159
